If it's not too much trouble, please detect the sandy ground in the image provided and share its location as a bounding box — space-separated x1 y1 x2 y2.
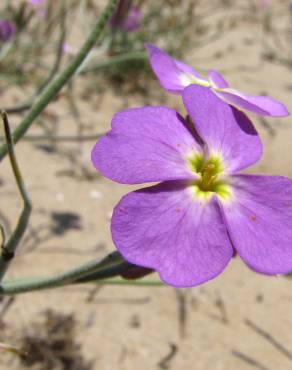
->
1 1 292 369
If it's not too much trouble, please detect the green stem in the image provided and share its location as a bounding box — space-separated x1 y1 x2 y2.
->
0 112 32 281
91 278 164 286
78 50 147 74
0 251 125 295
0 0 118 162
0 224 5 248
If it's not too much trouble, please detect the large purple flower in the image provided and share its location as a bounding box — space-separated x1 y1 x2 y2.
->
92 86 292 287
145 44 289 117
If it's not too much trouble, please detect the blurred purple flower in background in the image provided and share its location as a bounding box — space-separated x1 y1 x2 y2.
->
0 19 16 42
27 0 46 17
146 44 289 117
109 0 141 32
258 0 270 9
123 6 141 32
62 42 78 56
27 0 44 5
92 86 292 287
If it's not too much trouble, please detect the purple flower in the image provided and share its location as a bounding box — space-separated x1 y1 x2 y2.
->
109 0 141 32
0 19 16 42
92 86 292 287
27 0 44 5
123 6 141 32
145 44 289 117
27 0 46 17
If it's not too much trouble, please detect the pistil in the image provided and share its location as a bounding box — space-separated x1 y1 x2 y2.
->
199 163 218 191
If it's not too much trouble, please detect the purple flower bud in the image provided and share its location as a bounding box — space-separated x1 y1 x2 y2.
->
109 0 141 32
123 6 142 32
0 19 16 42
27 0 44 5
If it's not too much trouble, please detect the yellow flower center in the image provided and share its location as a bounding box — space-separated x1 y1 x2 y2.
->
198 162 218 191
187 153 232 201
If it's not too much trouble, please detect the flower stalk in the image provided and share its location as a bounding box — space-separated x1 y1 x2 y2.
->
0 252 126 295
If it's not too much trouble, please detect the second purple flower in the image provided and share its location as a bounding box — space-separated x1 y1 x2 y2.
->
145 44 289 117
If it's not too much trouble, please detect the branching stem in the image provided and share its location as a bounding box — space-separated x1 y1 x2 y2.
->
0 112 32 281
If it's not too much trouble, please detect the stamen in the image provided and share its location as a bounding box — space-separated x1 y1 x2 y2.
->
199 163 218 191
187 153 231 201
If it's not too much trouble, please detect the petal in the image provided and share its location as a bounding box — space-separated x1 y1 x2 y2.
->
111 181 233 287
92 107 201 184
221 174 292 275
208 69 229 89
215 88 289 117
145 43 208 94
182 85 263 173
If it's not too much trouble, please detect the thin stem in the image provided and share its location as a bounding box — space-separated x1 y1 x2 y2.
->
75 262 132 283
91 278 164 286
78 50 147 74
0 133 103 142
0 341 26 356
35 0 67 96
4 103 32 115
0 224 6 248
0 0 118 162
0 251 125 295
0 112 32 281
